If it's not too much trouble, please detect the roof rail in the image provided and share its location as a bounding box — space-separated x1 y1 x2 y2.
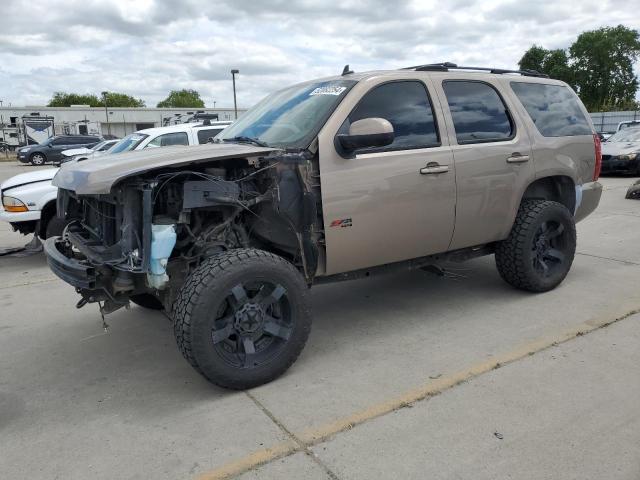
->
402 62 549 78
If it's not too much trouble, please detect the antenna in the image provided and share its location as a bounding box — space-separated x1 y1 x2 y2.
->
342 64 354 76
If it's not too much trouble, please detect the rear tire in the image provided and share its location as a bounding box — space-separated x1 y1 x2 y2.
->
172 248 311 390
30 152 46 165
130 294 164 310
495 200 576 292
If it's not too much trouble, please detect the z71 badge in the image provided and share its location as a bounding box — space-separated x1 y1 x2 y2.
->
330 218 352 228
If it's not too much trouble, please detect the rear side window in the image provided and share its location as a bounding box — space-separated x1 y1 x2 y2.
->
147 132 189 147
443 81 513 144
197 128 223 144
345 81 439 151
510 82 591 137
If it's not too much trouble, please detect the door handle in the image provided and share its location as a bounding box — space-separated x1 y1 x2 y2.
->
420 163 449 175
507 153 530 163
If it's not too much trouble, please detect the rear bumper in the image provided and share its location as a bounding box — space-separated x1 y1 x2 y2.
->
575 181 602 223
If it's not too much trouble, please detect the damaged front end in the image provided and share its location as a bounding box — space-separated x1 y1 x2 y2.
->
44 147 322 314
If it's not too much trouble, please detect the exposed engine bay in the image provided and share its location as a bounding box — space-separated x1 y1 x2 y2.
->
52 149 322 313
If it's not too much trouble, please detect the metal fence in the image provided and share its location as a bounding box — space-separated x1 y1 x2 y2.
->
590 110 640 133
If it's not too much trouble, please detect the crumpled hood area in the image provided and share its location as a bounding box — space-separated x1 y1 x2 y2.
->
53 143 278 195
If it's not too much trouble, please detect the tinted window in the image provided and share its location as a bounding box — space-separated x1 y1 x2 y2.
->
197 128 223 144
511 82 592 137
443 81 513 143
51 138 67 146
344 81 439 151
147 132 189 148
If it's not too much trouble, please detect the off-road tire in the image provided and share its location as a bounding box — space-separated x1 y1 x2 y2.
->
172 248 311 390
44 216 67 239
130 293 164 310
30 152 46 165
495 200 576 292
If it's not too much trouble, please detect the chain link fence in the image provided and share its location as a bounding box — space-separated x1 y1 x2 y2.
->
590 110 640 134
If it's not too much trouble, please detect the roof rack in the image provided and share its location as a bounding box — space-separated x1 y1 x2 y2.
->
402 62 549 78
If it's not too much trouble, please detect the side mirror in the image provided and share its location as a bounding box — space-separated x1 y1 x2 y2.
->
337 118 394 153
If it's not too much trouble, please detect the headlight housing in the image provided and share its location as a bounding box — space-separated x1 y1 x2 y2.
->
617 153 638 161
19 147 30 153
1 196 29 212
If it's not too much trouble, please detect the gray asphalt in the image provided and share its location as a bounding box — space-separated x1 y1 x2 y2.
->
1 161 639 479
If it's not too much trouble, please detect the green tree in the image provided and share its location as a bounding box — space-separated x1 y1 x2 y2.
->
518 45 547 72
47 91 146 107
101 91 145 107
156 89 205 108
47 92 102 107
569 25 640 111
518 46 574 87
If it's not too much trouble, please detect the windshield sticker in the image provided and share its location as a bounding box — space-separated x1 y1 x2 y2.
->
309 86 347 96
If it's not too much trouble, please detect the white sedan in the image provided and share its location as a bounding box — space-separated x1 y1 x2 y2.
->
1 122 230 239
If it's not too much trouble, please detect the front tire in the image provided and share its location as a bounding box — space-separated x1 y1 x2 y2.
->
30 152 46 165
172 249 311 390
495 200 576 292
44 216 68 239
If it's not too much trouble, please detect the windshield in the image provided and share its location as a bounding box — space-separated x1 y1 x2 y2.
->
108 133 148 153
216 79 356 149
91 141 108 151
607 127 640 143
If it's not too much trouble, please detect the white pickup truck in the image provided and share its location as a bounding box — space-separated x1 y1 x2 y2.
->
0 121 231 239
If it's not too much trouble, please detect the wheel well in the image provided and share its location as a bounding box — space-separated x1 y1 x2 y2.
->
38 201 56 238
521 176 575 214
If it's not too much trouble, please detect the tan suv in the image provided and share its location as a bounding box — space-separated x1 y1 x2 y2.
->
44 63 602 389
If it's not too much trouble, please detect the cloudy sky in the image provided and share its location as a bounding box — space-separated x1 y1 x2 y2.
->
1 0 638 109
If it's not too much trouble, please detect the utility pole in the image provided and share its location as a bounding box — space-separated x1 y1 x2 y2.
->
231 69 239 119
101 91 111 136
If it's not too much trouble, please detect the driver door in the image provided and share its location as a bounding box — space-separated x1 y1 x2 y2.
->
317 78 457 275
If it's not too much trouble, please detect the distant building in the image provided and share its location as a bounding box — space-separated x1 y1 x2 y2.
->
0 105 246 146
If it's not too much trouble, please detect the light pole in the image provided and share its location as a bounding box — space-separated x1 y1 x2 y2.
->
231 69 239 119
213 100 217 109
101 91 111 136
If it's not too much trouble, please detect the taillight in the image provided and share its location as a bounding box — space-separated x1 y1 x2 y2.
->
593 133 602 181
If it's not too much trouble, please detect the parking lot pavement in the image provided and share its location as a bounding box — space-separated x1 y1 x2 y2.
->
1 171 639 480
308 312 640 480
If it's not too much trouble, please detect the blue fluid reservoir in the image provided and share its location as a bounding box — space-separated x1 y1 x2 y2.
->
147 223 177 289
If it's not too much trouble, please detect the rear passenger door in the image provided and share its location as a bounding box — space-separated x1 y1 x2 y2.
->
436 78 535 249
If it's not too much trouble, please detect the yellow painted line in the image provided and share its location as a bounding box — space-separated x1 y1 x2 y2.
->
197 440 300 480
197 304 640 480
